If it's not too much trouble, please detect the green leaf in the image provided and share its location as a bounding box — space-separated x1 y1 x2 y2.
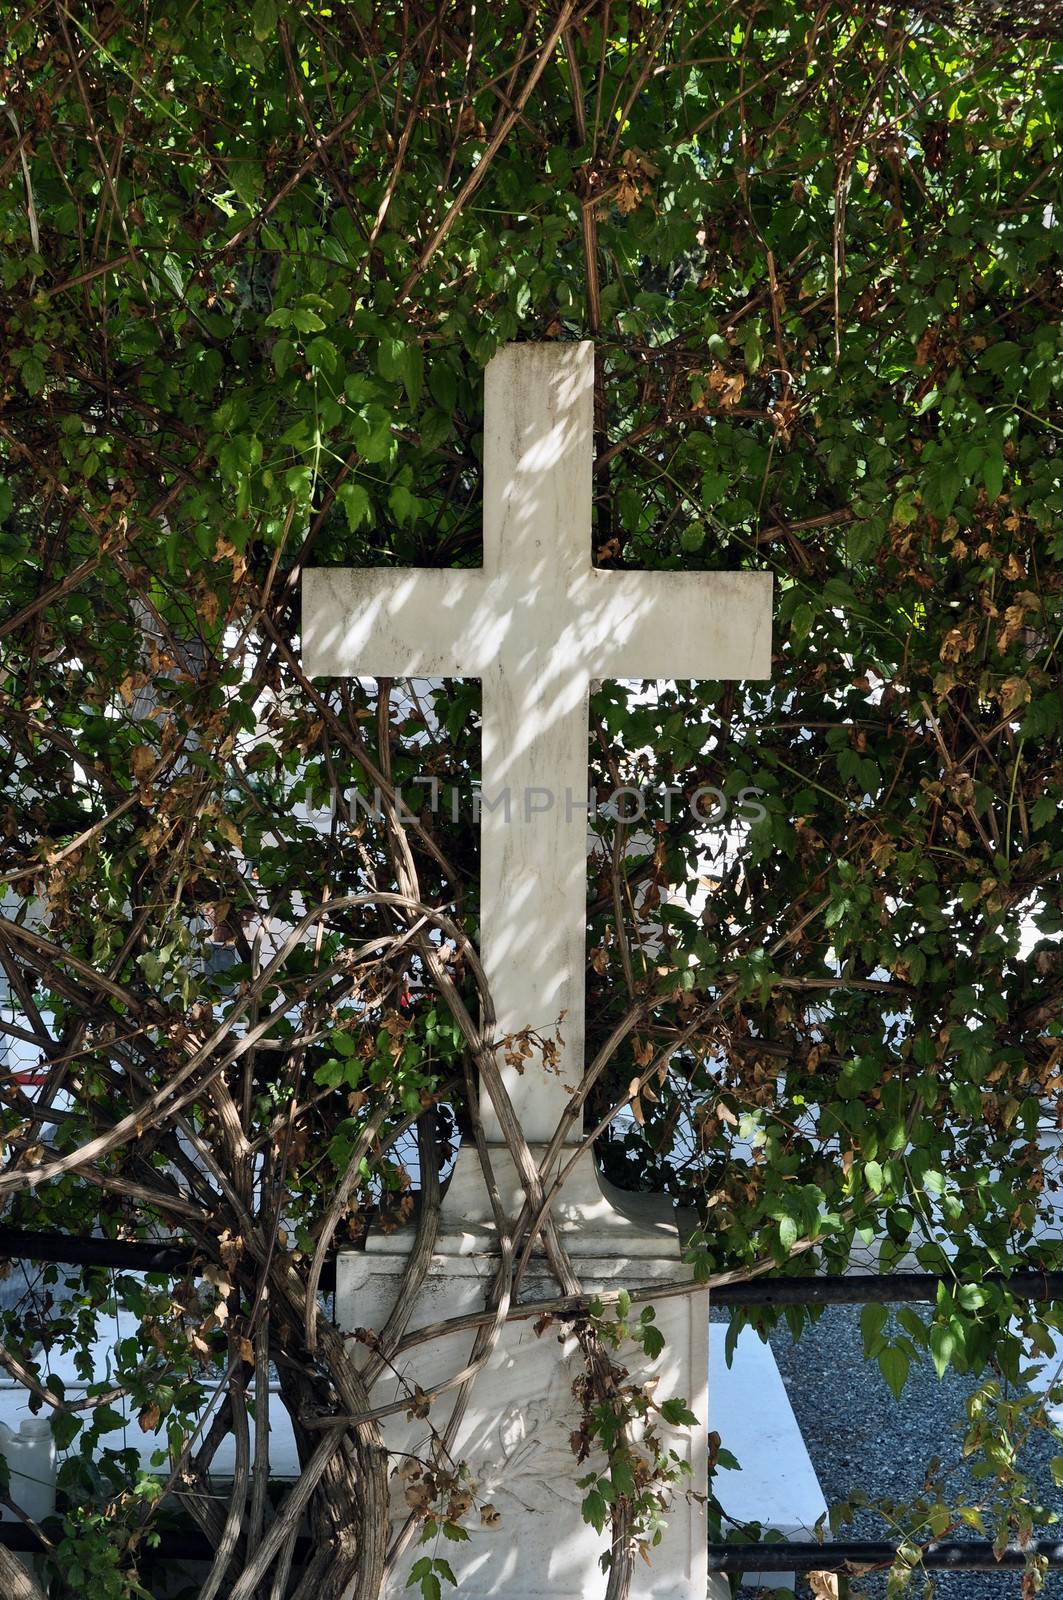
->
861 1302 888 1354
21 357 45 395
353 407 394 463
930 1322 956 1378
313 1057 345 1089
88 1404 127 1432
892 492 919 527
389 484 416 525
419 408 452 451
791 602 814 643
428 363 458 413
378 336 406 384
338 481 372 532
400 341 424 406
230 161 262 207
878 1344 910 1400
741 325 763 373
252 0 278 39
581 1488 608 1532
51 1411 82 1450
660 1397 698 1426
643 1325 665 1359
306 337 337 374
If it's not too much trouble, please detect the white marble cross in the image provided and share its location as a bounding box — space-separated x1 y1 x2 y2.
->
303 341 771 1146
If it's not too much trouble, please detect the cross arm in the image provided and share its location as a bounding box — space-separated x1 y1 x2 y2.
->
584 569 773 682
302 567 491 680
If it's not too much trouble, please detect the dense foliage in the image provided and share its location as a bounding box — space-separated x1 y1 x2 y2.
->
0 1 1060 1595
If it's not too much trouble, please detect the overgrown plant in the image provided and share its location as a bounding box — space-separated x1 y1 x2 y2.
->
0 1 1061 1596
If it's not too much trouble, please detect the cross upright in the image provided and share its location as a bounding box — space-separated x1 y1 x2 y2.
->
303 341 772 1148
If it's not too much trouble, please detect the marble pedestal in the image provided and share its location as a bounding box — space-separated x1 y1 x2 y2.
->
336 1146 716 1599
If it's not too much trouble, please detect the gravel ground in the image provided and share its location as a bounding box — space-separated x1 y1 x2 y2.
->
711 1305 1063 1600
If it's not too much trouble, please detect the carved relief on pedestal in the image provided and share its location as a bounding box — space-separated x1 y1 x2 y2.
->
474 1345 586 1520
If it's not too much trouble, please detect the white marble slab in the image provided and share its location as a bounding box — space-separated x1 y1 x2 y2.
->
709 1323 828 1590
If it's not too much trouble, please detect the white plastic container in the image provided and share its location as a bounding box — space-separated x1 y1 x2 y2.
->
0 1417 57 1524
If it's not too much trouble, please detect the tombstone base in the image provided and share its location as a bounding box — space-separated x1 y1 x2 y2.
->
427 1141 691 1256
337 1145 719 1599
